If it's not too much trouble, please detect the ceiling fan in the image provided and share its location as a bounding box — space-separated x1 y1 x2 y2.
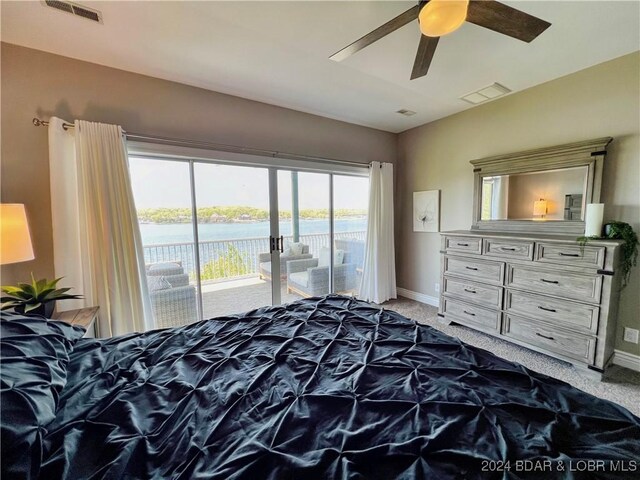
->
330 0 551 80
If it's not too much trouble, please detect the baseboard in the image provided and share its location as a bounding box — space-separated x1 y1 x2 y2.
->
397 288 439 307
611 349 640 372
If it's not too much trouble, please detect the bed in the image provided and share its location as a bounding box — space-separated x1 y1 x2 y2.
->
2 295 639 479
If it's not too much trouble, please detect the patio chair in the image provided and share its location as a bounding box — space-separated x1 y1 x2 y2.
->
146 261 197 328
335 238 365 270
286 247 357 298
258 242 312 281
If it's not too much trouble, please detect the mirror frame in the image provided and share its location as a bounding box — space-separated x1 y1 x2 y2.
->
470 137 612 235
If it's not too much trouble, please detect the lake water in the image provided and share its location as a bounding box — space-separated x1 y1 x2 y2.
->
140 218 367 245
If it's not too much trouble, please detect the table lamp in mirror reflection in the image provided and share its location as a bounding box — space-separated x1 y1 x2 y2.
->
533 199 548 220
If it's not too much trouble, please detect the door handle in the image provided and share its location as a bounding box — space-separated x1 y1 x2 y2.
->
278 235 284 253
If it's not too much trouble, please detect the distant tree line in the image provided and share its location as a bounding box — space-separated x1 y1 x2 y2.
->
137 206 367 224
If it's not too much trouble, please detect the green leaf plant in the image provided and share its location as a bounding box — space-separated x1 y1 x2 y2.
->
1 274 82 315
578 221 638 289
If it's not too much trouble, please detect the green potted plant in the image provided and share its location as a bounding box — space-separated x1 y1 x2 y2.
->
578 220 638 289
1 275 82 317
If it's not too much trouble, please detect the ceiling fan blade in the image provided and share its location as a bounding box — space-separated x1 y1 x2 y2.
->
466 0 551 43
410 34 439 80
330 5 420 62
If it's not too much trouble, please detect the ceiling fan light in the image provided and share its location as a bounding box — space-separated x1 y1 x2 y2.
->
419 0 469 37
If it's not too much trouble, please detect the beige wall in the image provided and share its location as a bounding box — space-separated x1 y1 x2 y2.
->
397 52 640 355
1 42 396 284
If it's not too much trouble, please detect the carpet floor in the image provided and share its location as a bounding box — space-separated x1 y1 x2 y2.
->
384 296 640 417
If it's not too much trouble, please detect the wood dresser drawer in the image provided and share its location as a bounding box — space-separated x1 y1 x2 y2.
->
503 315 596 364
444 236 482 254
443 256 504 286
535 243 605 269
442 298 500 333
504 290 599 334
483 238 534 261
443 277 502 309
506 264 602 304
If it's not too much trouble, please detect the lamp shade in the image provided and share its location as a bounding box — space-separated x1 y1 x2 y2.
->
533 199 547 217
0 204 35 265
419 0 469 37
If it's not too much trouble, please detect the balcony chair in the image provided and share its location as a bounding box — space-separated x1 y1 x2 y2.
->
258 242 312 281
335 238 365 271
146 261 197 329
286 247 357 298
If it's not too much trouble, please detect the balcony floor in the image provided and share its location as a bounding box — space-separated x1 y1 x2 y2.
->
201 276 302 319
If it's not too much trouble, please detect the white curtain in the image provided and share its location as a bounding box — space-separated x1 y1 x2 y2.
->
359 162 397 304
48 117 151 336
491 176 509 220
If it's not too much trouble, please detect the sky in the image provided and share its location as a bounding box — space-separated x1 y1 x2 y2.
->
129 157 369 211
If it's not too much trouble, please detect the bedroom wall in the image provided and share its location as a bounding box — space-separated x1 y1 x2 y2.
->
397 52 640 355
1 42 396 284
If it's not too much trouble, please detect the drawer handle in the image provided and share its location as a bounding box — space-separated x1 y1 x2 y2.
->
536 332 555 341
538 306 557 313
540 278 559 284
465 266 478 271
463 310 476 316
558 252 580 258
501 247 517 251
457 243 469 247
463 288 477 294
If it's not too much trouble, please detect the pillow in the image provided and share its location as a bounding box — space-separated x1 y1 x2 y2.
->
288 242 304 256
147 262 182 275
147 275 172 292
317 247 345 267
0 313 85 479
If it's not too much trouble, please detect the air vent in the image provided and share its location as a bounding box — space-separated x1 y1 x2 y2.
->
43 0 102 23
460 83 511 105
396 109 417 117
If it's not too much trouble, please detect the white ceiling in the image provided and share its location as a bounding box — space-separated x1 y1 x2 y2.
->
2 1 639 133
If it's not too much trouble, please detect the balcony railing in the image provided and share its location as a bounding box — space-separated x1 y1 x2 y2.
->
143 231 366 281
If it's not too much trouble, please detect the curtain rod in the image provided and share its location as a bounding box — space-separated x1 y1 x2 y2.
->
32 117 374 169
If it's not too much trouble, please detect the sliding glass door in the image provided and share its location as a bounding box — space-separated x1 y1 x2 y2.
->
277 170 331 302
129 158 201 328
129 154 368 329
193 163 273 319
333 174 369 298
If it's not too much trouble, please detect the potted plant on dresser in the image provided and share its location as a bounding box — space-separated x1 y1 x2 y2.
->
1 275 82 317
579 220 638 289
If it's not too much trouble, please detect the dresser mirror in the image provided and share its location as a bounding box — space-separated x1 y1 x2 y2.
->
471 137 612 234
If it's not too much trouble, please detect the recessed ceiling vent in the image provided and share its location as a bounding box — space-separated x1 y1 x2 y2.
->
396 109 417 117
460 83 511 105
43 0 103 23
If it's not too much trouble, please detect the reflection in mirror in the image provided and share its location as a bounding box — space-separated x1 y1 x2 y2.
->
481 166 588 221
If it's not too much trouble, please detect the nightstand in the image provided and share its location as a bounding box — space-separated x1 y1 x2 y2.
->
53 306 99 335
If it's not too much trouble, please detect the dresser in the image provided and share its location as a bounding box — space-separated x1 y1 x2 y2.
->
439 231 622 378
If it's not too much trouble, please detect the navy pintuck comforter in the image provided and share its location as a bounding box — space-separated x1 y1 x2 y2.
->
2 295 639 479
